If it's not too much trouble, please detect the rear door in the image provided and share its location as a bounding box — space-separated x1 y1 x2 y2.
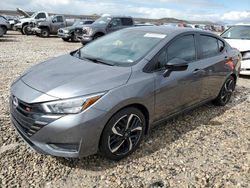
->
106 18 123 33
153 34 204 121
196 34 229 100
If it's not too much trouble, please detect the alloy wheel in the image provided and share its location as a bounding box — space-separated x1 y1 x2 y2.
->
108 114 143 156
221 79 234 103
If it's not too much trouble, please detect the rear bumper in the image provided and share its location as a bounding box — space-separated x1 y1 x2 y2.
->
240 59 250 75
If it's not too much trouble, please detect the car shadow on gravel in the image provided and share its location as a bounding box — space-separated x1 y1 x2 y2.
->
0 38 18 42
56 85 249 170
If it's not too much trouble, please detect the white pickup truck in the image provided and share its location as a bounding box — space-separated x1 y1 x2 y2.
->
14 8 49 35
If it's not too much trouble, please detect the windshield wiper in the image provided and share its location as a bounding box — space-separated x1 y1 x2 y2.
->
82 56 114 66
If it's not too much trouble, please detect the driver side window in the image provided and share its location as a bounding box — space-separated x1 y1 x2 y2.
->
155 34 196 70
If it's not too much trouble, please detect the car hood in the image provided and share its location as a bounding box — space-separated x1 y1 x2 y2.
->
225 39 250 52
21 54 132 99
16 8 30 18
19 17 33 23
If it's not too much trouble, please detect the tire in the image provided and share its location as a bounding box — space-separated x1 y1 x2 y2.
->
99 107 146 160
0 27 4 37
22 25 32 35
40 28 50 38
71 34 78 42
62 38 70 42
93 33 103 40
213 76 235 106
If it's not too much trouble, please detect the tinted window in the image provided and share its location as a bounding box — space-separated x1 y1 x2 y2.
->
110 18 122 27
85 21 94 24
36 13 46 19
56 16 64 22
199 35 219 58
221 26 250 40
121 18 133 26
168 35 196 62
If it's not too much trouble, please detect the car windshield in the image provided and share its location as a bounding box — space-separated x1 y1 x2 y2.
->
221 26 250 40
78 29 166 66
93 16 111 25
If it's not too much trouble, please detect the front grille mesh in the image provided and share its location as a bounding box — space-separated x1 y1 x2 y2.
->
10 96 56 137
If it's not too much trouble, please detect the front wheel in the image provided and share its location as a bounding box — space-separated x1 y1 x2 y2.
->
99 107 146 160
213 76 235 106
22 25 32 35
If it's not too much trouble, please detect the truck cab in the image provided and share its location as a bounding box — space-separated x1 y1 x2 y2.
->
75 15 134 45
14 9 49 35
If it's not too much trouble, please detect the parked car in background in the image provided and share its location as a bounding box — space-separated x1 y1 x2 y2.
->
75 15 134 45
0 15 11 36
58 19 94 42
221 24 250 75
14 8 49 35
3 15 19 30
10 27 241 160
32 15 74 37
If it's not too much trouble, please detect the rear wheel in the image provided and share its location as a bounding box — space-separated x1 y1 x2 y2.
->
0 27 5 37
99 107 145 160
40 28 50 37
213 76 235 106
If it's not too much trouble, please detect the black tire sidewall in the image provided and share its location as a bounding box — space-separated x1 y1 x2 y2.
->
41 29 49 37
214 76 235 106
99 107 146 160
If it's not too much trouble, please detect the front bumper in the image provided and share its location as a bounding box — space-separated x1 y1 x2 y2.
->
32 27 41 34
80 35 93 44
58 32 71 39
240 59 250 75
10 82 109 158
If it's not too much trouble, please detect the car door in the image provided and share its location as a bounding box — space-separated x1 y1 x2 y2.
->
106 18 123 33
153 34 204 121
197 34 229 100
51 16 64 33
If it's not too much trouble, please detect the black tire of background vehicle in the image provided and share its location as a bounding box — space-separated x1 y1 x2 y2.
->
93 33 104 40
99 107 146 161
213 76 235 106
71 34 78 42
40 28 50 38
22 25 32 35
62 38 70 42
0 27 4 37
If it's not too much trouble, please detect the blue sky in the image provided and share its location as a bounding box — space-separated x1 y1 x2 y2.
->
1 0 250 23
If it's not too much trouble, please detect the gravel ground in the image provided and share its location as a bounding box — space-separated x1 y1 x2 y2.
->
0 31 250 188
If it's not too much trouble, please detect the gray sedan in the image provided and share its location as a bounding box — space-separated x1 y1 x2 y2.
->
10 26 241 160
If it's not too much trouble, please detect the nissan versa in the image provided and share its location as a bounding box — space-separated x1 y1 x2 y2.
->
10 27 241 160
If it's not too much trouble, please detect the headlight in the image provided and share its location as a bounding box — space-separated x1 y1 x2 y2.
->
83 27 93 35
41 92 106 114
64 30 69 34
242 52 250 60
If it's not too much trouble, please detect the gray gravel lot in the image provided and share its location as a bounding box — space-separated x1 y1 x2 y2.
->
0 31 250 188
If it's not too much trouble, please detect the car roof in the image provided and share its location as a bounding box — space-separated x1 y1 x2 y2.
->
124 26 214 36
235 23 250 26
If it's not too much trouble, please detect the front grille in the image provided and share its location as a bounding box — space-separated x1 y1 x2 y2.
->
75 28 83 36
10 96 58 137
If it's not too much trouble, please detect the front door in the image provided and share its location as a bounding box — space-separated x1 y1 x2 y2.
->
154 34 204 121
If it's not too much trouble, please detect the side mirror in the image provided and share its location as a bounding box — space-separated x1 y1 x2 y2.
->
163 58 188 77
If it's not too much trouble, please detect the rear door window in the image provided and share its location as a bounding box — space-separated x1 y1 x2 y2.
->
199 35 220 58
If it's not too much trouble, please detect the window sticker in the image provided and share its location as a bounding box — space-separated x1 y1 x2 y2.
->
144 33 166 38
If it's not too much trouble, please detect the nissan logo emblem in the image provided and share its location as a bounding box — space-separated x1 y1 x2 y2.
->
13 97 19 108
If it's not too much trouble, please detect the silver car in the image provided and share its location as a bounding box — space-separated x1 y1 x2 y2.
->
10 27 241 160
